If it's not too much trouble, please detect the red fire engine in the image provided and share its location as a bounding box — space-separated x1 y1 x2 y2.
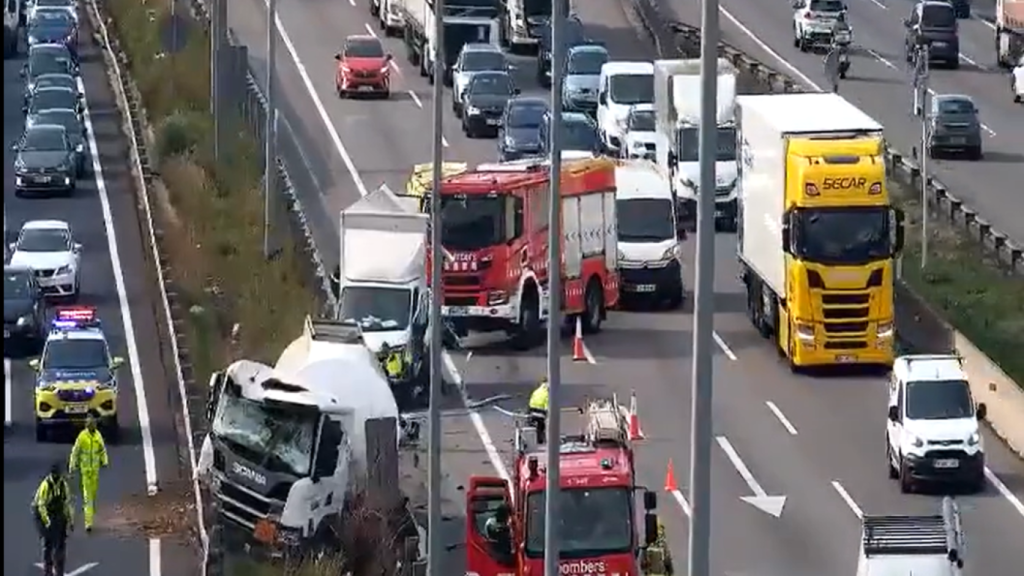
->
464 397 659 576
429 157 620 349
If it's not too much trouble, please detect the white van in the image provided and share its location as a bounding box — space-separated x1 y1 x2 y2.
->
614 159 685 308
597 61 655 154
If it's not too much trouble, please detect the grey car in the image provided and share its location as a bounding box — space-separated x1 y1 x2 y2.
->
452 43 509 118
28 108 86 176
24 73 82 108
12 124 78 196
562 44 608 115
23 86 80 118
23 44 78 86
928 94 982 160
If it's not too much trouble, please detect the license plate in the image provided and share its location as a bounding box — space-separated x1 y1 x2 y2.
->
36 176 52 183
934 459 960 469
444 306 469 316
359 85 375 91
486 118 499 126
835 354 858 363
949 137 965 144
64 403 89 414
627 284 656 293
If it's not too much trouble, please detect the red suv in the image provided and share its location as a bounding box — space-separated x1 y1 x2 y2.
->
334 35 392 98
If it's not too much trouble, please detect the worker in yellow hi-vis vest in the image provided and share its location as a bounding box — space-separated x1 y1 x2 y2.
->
69 416 108 531
528 378 549 444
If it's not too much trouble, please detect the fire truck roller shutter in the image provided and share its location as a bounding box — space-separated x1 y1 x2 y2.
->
563 195 583 280
602 191 617 272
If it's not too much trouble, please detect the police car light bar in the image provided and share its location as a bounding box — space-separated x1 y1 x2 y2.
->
52 306 100 329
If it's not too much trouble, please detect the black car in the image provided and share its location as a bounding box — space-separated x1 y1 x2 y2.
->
461 71 519 138
904 1 960 68
24 73 82 109
23 85 80 118
29 108 87 175
27 8 78 59
536 16 587 87
4 266 48 350
928 94 983 159
539 110 601 157
498 97 548 161
12 124 78 196
23 44 78 86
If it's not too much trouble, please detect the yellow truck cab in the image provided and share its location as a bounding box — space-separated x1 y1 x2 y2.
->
405 162 469 209
736 93 904 369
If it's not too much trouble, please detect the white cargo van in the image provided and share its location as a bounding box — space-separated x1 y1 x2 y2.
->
597 61 654 154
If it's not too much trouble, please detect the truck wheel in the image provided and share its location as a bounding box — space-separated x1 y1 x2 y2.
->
510 291 541 350
886 442 899 479
582 280 604 334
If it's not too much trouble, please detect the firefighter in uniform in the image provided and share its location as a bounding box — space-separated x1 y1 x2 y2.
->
528 378 549 444
33 462 74 576
69 415 109 531
641 518 674 576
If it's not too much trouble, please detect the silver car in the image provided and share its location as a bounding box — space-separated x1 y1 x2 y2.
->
562 44 608 114
452 43 509 118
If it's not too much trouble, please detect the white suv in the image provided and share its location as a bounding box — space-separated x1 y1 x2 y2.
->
886 354 987 493
1013 55 1023 103
792 0 848 52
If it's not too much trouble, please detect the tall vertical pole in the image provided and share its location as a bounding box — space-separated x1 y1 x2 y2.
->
544 1 566 576
687 1 719 575
264 0 277 259
210 0 221 163
919 46 929 270
426 1 445 576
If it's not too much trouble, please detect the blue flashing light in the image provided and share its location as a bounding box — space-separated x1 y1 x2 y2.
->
51 306 100 330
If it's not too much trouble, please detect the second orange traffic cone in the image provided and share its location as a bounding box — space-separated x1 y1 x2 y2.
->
572 316 586 362
664 459 678 492
628 390 644 440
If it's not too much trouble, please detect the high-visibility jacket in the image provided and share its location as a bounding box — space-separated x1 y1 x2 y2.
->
33 474 73 529
70 429 108 474
528 384 549 412
384 352 404 378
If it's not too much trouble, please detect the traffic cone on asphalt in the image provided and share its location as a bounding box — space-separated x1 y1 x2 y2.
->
628 390 644 441
572 316 586 362
664 459 678 492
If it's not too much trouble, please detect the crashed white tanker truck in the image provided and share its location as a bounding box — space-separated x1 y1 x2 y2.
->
197 317 417 563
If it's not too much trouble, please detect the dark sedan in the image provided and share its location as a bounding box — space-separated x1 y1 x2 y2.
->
928 94 982 160
23 44 78 86
23 85 80 118
27 8 78 59
12 124 78 197
498 97 548 161
29 108 87 176
461 71 519 138
4 266 48 351
24 73 82 108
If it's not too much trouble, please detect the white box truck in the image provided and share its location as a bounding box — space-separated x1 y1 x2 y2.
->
996 0 1024 68
652 58 739 231
396 0 501 83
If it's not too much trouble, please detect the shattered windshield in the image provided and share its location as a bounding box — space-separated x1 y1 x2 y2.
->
212 386 318 477
440 195 506 251
525 487 633 558
339 285 412 332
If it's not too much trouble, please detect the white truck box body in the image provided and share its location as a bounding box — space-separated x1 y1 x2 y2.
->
735 93 883 296
398 0 433 33
997 0 1024 28
653 58 737 127
339 185 429 287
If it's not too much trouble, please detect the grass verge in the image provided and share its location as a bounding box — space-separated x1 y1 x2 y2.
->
890 180 1024 388
103 0 315 383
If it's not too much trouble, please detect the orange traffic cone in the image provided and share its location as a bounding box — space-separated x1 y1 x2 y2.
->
628 390 644 440
572 316 586 362
664 459 678 492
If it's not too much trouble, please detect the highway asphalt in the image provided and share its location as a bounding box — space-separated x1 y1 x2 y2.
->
227 0 1024 573
3 15 190 576
664 0 1024 244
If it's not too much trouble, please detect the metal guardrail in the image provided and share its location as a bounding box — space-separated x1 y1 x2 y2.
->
631 0 1023 275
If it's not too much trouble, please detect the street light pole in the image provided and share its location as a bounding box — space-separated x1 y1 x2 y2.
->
264 0 278 259
687 1 720 575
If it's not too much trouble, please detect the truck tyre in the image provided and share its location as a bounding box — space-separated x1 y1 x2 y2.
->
510 289 541 350
582 280 605 334
886 442 899 479
898 456 914 493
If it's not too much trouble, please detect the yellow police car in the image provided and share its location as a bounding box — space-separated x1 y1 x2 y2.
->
405 162 469 208
29 307 124 442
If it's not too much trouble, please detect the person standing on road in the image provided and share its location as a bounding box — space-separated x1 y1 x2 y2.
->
69 416 109 532
528 378 549 444
33 462 75 576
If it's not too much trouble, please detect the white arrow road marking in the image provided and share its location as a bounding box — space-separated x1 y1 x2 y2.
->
716 436 787 518
34 562 99 576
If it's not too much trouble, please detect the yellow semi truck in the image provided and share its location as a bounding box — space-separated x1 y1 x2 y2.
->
735 93 904 369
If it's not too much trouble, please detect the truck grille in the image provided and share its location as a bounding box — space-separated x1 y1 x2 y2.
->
217 480 271 529
823 321 868 334
821 293 869 305
445 295 478 307
824 341 866 350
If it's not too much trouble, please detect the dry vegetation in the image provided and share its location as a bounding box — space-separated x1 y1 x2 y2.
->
890 181 1024 387
103 0 315 385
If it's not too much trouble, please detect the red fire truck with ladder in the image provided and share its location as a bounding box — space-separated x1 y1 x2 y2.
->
429 157 620 349
463 395 662 576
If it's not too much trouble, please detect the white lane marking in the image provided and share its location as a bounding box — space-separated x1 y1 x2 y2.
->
980 123 997 137
582 341 597 365
830 480 864 518
959 52 981 68
713 332 738 360
263 0 369 196
671 488 692 517
765 401 798 435
864 47 898 71
863 0 887 9
977 17 996 31
442 135 450 147
4 358 11 427
408 90 423 108
149 538 161 576
34 562 99 575
390 60 402 74
79 76 159 495
348 0 355 5
719 9 822 91
364 22 378 38
985 467 1024 519
716 435 786 516
443 351 512 481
